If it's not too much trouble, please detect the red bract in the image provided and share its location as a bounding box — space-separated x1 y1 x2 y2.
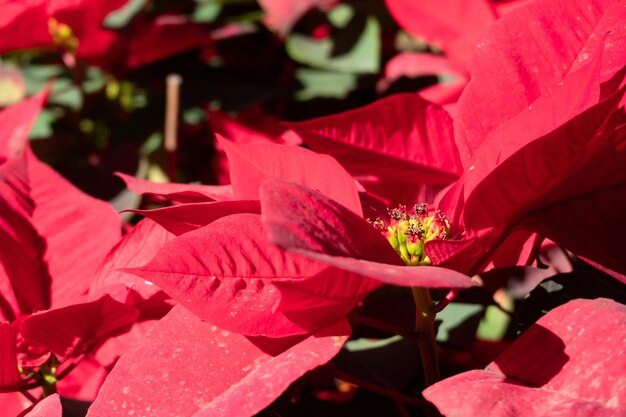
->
260 179 476 289
95 137 475 414
116 172 234 204
424 298 626 416
86 305 349 417
454 0 625 164
0 92 134 409
427 0 626 280
285 93 463 205
23 393 61 417
0 0 126 60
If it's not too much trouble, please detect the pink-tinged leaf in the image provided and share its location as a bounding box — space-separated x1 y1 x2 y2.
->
0 89 48 159
26 149 122 309
424 298 626 416
116 172 233 203
286 93 462 205
126 200 261 236
89 218 175 305
127 213 377 337
463 86 625 233
220 136 362 215
0 323 21 390
23 394 62 417
258 0 336 36
385 0 496 63
87 305 349 417
261 179 476 288
20 295 138 361
455 0 626 163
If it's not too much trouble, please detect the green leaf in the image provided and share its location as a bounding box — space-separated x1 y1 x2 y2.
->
286 15 380 74
327 4 354 28
294 68 357 100
436 303 483 345
29 108 57 140
192 2 222 22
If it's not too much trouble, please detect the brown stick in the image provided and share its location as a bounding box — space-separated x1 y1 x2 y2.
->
164 74 182 180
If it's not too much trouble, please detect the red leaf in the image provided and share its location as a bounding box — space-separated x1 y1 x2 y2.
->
424 298 626 416
258 0 336 36
86 305 349 417
125 16 214 69
26 149 122 309
0 323 21 390
20 295 138 361
23 394 62 417
261 179 477 288
0 2 50 53
126 213 378 337
285 93 462 205
116 172 233 203
463 88 625 232
220 137 362 215
455 0 626 164
0 89 49 159
89 218 175 305
126 200 261 236
0 155 51 318
385 0 496 63
522 178 626 281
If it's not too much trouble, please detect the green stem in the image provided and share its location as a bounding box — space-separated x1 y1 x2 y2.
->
412 287 440 387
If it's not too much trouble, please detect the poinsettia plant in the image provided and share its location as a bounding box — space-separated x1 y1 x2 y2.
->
0 0 625 416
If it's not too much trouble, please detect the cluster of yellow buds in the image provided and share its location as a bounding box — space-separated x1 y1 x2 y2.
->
369 204 450 266
48 18 79 53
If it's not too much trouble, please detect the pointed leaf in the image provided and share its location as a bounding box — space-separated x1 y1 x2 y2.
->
116 172 233 203
261 179 476 288
126 200 261 236
26 149 122 309
424 298 626 416
0 155 51 317
455 0 626 163
20 295 139 361
89 218 175 304
220 137 362 215
86 305 349 417
464 87 625 232
286 93 462 204
127 213 378 336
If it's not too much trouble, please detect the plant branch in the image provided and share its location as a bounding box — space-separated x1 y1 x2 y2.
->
412 287 440 387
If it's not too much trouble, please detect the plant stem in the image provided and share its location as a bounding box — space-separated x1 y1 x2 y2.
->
412 287 440 387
